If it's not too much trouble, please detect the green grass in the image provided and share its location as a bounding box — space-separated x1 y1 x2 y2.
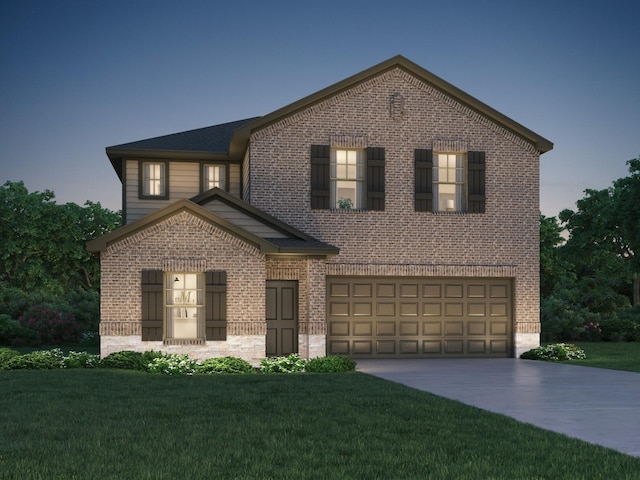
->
569 342 640 372
1 370 639 479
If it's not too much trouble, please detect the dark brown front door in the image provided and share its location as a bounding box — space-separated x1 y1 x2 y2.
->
266 281 298 356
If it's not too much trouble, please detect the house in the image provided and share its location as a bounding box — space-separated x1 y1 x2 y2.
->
87 55 553 363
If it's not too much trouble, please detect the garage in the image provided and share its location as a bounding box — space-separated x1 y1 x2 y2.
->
327 277 512 357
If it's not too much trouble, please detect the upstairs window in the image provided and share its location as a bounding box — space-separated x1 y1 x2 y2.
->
202 164 226 191
140 161 168 199
433 153 465 212
414 149 485 213
331 149 364 209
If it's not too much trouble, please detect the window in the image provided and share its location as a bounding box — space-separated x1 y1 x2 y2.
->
140 161 168 199
331 149 364 209
311 145 385 211
433 153 465 212
414 149 485 214
165 273 204 339
202 164 226 191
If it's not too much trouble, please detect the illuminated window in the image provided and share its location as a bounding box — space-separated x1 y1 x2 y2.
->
165 273 204 339
433 153 465 212
140 161 168 198
203 164 226 191
330 149 364 209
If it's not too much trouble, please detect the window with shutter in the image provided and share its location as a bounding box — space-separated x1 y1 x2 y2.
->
141 270 163 341
205 271 227 341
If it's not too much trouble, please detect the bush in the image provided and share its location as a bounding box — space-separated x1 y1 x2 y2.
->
260 353 307 373
520 343 586 361
305 355 356 373
197 357 255 374
0 347 20 370
18 305 83 345
147 353 198 375
100 350 147 370
6 348 66 370
0 314 41 347
63 289 100 332
63 351 100 368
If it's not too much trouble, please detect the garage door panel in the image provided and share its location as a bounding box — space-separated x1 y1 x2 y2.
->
400 340 419 354
400 302 419 316
353 321 373 336
327 277 512 358
376 340 396 354
377 321 396 336
329 321 349 336
399 321 419 336
467 321 487 336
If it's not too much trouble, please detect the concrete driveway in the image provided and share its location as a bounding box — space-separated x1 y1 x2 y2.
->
356 358 640 457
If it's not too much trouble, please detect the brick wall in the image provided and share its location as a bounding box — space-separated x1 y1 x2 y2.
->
247 67 541 352
99 210 268 362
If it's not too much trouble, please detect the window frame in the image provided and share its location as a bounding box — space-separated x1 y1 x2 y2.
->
433 152 466 212
330 148 365 210
201 163 228 192
139 161 169 200
164 272 205 341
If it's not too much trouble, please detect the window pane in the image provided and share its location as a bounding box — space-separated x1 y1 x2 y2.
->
165 272 203 339
336 180 356 209
204 165 225 190
143 163 164 196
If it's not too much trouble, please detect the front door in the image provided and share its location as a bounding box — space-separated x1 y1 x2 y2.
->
266 280 298 356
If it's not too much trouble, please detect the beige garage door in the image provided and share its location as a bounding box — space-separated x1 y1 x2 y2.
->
327 277 512 357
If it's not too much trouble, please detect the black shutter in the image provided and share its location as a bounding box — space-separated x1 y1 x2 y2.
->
467 151 486 214
414 149 433 212
141 270 163 341
206 271 227 341
366 147 385 211
310 145 330 209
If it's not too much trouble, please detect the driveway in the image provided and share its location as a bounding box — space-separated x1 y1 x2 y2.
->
356 358 640 457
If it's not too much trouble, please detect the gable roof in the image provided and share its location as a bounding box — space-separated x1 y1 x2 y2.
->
229 55 553 160
87 196 338 256
106 117 259 181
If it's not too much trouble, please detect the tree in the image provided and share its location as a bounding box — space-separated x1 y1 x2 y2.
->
539 214 571 298
0 181 121 294
559 156 640 306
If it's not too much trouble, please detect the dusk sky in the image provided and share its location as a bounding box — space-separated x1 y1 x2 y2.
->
1 0 638 218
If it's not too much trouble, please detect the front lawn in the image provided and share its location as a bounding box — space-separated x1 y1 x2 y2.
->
0 370 638 479
570 341 640 372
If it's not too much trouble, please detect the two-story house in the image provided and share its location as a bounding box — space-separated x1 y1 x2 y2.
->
88 55 552 363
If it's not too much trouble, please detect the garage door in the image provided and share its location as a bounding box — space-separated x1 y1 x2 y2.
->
327 277 512 357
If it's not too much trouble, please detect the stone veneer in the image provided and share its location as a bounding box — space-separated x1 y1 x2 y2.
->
247 67 542 356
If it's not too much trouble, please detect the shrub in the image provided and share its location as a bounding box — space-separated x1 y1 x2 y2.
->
100 350 147 370
6 348 66 370
63 289 100 332
520 343 586 361
260 353 307 373
197 357 255 374
0 314 41 347
147 353 198 375
305 355 356 373
0 347 20 370
18 305 83 345
63 351 100 368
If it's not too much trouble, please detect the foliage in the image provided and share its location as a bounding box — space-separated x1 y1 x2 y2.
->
63 350 101 368
0 181 121 295
146 353 199 375
0 313 41 347
5 348 66 369
99 350 148 371
0 347 20 369
520 343 586 361
18 305 83 345
196 356 255 374
259 353 307 373
305 354 357 373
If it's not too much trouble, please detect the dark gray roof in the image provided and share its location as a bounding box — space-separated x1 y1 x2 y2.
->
108 117 260 153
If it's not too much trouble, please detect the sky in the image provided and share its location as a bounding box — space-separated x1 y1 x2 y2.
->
1 0 638 218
